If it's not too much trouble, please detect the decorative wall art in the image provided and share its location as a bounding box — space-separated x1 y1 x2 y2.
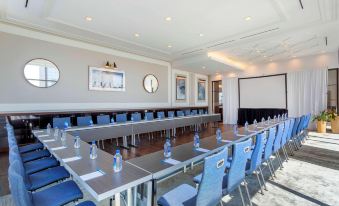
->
197 79 206 101
176 75 187 100
89 67 125 91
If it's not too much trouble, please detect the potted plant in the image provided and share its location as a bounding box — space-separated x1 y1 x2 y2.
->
328 109 339 133
312 110 329 133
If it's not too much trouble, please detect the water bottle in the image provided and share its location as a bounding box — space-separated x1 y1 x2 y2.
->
131 116 134 122
233 124 238 135
46 123 51 134
60 130 66 141
253 119 258 130
267 116 271 124
244 121 249 131
145 115 148 121
193 132 200 148
111 118 115 124
64 122 69 129
90 141 98 159
54 127 59 140
74 135 80 148
113 150 123 172
273 115 277 122
277 114 281 122
216 128 222 142
261 117 265 126
163 139 171 158
89 120 94 126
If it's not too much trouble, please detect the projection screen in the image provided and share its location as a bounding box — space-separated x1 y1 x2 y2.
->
239 74 287 109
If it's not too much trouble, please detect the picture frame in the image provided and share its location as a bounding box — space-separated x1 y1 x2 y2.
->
176 75 187 100
197 78 206 101
88 67 125 91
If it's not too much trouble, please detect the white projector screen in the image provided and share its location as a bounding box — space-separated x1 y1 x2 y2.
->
239 74 287 109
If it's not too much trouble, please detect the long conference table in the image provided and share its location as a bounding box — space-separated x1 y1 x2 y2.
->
33 114 286 206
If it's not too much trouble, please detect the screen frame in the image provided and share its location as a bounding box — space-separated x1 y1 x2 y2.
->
238 73 288 109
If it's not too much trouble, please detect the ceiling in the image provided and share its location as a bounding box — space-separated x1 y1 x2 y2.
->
1 0 338 74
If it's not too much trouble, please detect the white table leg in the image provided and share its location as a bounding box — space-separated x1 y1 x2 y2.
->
127 188 132 206
133 186 137 206
115 193 121 206
147 181 152 206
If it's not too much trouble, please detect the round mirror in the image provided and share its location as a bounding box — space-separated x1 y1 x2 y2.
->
24 59 60 88
143 74 159 93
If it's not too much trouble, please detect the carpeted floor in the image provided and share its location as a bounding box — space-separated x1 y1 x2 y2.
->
1 131 339 206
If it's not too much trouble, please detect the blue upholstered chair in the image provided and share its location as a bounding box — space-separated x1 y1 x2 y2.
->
286 118 296 155
272 123 284 170
7 128 43 154
77 116 93 126
145 112 154 120
10 146 58 175
97 115 110 125
77 201 96 206
198 109 204 115
157 111 165 119
11 160 70 191
176 111 184 117
158 147 228 206
9 162 83 206
191 110 198 115
168 111 175 118
116 113 127 123
184 109 191 116
280 120 291 161
131 112 142 122
246 132 267 194
262 127 277 178
53 117 71 129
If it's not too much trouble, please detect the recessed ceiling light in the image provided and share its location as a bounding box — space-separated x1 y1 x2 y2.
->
216 72 220 75
134 33 140 37
245 16 252 21
199 33 204 37
165 17 172 21
321 50 325 53
85 16 92 21
292 55 297 58
263 55 267 58
167 45 172 48
202 66 206 69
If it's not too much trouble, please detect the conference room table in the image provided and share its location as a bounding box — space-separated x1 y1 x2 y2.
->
33 116 286 206
65 114 221 148
33 130 153 206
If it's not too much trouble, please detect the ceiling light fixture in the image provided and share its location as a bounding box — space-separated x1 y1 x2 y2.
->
134 33 140 37
208 52 247 70
245 16 252 21
202 66 206 69
85 16 93 21
165 17 172 21
199 33 204 37
168 45 172 48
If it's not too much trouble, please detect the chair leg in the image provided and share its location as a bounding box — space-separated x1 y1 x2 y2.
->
244 180 253 206
238 186 246 206
102 140 105 149
220 200 224 206
282 146 289 161
259 166 267 191
268 158 277 177
275 152 284 169
265 161 275 180
254 172 264 195
116 138 119 146
287 142 294 156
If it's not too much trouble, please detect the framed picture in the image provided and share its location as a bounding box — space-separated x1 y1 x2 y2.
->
89 67 125 91
176 75 187 100
197 79 206 101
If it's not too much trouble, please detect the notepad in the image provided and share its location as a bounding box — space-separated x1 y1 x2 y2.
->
50 146 66 151
195 148 210 153
43 139 56 143
80 170 105 181
38 134 49 138
163 158 181 165
222 140 232 143
62 156 81 163
257 127 265 129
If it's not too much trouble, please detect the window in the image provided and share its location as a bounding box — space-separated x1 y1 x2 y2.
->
24 59 60 88
327 69 338 112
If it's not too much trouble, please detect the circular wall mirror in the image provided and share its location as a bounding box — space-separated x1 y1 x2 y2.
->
24 59 60 88
143 74 159 93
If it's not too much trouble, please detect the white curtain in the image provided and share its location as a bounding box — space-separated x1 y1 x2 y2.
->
222 77 238 124
287 69 328 119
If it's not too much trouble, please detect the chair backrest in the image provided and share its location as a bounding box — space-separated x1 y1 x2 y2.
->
53 117 71 129
263 127 276 161
9 146 21 165
77 116 93 126
287 118 295 141
145 112 154 120
191 110 198 115
131 113 142 122
226 138 252 192
157 111 165 119
281 120 291 146
97 115 110 125
116 113 127 123
176 111 184 117
273 123 284 152
10 160 30 192
199 109 204 115
296 115 305 135
196 147 228 206
291 117 300 137
304 113 311 130
184 109 191 116
168 111 175 118
8 162 33 206
247 132 266 173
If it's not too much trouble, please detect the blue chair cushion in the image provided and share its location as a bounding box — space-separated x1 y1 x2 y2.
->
157 184 197 206
32 180 83 206
77 201 96 206
19 142 44 154
28 166 70 191
21 149 50 163
24 157 58 175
